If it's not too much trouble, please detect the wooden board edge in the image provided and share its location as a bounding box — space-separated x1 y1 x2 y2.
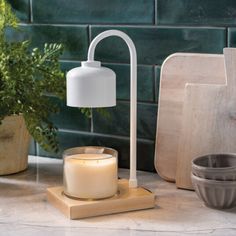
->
47 188 71 218
70 191 155 219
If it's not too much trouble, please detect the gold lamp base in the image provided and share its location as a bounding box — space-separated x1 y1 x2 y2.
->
47 179 155 219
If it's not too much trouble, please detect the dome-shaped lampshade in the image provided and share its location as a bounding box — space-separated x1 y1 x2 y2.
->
66 61 116 108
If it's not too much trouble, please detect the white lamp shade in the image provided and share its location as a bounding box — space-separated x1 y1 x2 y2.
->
66 61 116 108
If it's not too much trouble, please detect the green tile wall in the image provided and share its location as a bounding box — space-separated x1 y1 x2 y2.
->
37 131 155 172
29 138 36 155
6 25 89 61
91 26 226 65
93 101 157 140
157 0 236 26
32 0 155 25
228 28 236 47
8 0 232 172
104 64 155 102
8 0 30 22
155 67 161 102
49 97 91 132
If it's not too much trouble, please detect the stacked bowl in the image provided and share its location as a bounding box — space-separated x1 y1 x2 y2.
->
191 154 236 209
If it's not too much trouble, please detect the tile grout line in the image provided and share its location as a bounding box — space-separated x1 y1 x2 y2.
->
153 66 157 102
60 59 161 67
117 99 158 106
88 25 92 43
91 108 94 133
102 61 156 67
58 128 155 143
35 143 39 156
33 140 37 155
226 27 229 47
29 0 33 23
118 99 157 105
18 22 227 30
154 0 157 25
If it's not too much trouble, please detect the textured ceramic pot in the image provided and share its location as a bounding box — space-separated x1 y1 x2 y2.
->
191 174 236 209
0 115 30 175
192 154 236 180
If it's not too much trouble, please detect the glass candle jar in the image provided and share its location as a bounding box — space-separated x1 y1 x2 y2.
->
63 147 118 200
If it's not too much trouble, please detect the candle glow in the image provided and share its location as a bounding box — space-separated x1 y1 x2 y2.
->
63 153 118 199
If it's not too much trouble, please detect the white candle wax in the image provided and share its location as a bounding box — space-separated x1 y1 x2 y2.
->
63 153 118 199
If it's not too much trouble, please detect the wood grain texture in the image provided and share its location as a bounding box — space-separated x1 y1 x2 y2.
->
47 179 155 219
0 115 30 175
176 48 236 190
155 53 226 182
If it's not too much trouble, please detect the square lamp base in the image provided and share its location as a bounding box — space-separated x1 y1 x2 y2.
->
47 179 155 219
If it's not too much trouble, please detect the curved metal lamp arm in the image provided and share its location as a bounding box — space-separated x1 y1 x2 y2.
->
88 30 137 188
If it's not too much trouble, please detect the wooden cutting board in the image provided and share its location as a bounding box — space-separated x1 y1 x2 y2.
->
176 48 236 190
155 53 226 182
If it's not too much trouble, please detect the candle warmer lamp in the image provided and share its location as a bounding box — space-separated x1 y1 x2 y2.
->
47 30 155 219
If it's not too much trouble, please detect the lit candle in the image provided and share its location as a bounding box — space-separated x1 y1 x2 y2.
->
63 153 118 199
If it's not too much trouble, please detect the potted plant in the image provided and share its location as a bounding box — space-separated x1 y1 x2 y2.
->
0 0 66 175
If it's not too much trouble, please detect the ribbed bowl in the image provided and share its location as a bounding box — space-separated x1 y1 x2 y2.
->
191 174 236 209
192 154 236 180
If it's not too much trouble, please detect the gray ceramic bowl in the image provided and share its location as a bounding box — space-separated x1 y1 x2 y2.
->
192 154 236 180
191 174 236 209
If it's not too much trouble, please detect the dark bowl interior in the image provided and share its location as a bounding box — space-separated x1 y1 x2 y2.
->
193 154 236 169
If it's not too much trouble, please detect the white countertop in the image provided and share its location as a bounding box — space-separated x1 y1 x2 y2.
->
0 156 236 236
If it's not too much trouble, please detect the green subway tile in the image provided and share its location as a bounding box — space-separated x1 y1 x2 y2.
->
6 25 88 61
155 66 161 102
37 131 155 172
32 0 154 24
104 64 155 102
8 0 30 22
157 0 236 26
228 28 236 47
91 26 226 65
49 96 91 132
60 61 81 72
28 138 36 155
93 101 157 140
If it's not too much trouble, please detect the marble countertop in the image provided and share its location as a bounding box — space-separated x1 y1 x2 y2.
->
1 156 236 236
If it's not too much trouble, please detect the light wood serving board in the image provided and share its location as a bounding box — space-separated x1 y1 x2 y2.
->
176 48 236 190
155 53 226 182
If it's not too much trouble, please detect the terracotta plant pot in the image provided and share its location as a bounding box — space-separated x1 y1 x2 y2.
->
0 115 30 175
